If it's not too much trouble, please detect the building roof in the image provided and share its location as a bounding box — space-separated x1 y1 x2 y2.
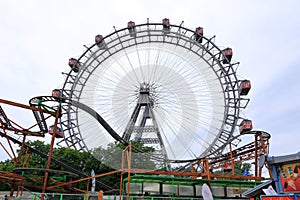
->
267 151 300 165
243 180 273 198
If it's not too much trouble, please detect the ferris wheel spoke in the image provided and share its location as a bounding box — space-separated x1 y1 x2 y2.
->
134 45 145 82
156 110 200 159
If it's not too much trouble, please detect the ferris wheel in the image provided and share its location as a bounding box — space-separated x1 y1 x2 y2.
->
59 19 251 169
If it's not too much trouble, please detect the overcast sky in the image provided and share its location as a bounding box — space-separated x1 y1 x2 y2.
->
1 0 300 163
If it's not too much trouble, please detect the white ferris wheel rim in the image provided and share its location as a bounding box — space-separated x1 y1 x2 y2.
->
61 22 241 165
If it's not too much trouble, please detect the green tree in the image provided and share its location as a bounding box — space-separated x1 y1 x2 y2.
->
0 159 15 172
91 141 156 189
0 140 156 191
214 162 252 176
92 141 156 170
0 159 16 190
22 140 49 168
234 162 251 176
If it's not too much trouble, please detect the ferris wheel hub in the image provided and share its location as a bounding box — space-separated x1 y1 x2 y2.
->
139 83 150 93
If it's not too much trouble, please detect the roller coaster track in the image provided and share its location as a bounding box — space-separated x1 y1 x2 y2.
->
0 130 113 190
1 95 270 193
30 96 271 166
29 96 127 145
3 96 271 170
31 97 220 164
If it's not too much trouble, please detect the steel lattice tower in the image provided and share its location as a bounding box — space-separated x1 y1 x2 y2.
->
122 83 168 166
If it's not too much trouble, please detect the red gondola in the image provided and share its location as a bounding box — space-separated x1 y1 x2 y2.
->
52 89 65 102
52 89 63 98
95 34 103 43
195 27 203 43
223 164 232 172
222 48 233 64
95 34 106 49
239 80 251 95
162 18 170 33
48 125 64 138
239 119 253 134
68 58 80 73
127 21 136 37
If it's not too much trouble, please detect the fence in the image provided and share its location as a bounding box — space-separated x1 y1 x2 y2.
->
0 193 254 200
